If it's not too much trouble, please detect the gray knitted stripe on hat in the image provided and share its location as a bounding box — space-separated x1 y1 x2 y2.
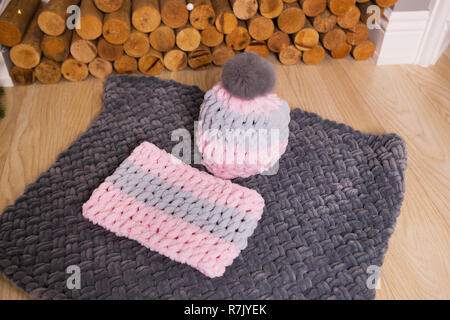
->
198 89 290 149
105 161 258 250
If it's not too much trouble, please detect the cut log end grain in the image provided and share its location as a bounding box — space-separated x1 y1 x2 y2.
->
212 0 237 34
346 21 369 45
216 12 238 34
189 0 216 30
77 0 104 40
10 7 43 69
352 39 375 60
103 0 131 45
0 0 40 47
37 11 66 37
245 40 269 58
62 58 89 81
302 44 325 65
300 0 327 17
77 16 103 40
313 9 337 33
201 25 224 47
164 49 188 71
89 57 113 78
97 37 123 61
10 44 41 69
230 0 258 20
321 27 346 51
124 29 150 57
188 45 213 70
149 25 175 52
277 5 306 34
41 30 72 62
38 0 81 37
161 0 189 29
278 44 301 65
375 0 397 8
212 43 235 66
94 0 124 13
71 33 97 63
113 55 137 73
259 0 284 19
268 30 290 53
35 58 61 84
176 25 201 51
331 42 351 58
225 25 251 51
328 0 356 16
337 5 360 29
138 49 164 75
103 22 130 45
132 0 161 33
293 26 319 51
0 21 22 47
9 66 35 86
248 14 274 41
215 9 237 34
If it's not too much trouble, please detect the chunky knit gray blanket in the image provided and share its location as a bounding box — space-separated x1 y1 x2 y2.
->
0 76 407 299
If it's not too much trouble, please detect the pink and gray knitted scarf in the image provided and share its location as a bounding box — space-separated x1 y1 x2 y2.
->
83 142 265 278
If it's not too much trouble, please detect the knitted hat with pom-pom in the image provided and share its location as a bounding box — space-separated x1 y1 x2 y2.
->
196 52 291 179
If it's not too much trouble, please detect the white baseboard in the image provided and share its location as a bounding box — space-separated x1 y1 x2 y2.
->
374 0 450 66
373 9 430 65
0 45 13 87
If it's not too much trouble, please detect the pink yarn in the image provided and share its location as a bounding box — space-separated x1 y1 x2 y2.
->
127 142 264 220
212 83 282 116
82 142 265 278
197 83 291 179
83 182 240 278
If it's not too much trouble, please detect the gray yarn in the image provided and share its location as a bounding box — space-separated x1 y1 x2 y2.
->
199 89 290 148
106 161 257 249
0 75 406 300
222 52 276 100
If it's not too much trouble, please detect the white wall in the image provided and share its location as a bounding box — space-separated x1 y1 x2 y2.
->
0 0 13 86
373 0 450 66
395 0 432 11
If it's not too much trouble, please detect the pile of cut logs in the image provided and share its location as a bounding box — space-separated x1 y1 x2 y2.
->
0 0 397 85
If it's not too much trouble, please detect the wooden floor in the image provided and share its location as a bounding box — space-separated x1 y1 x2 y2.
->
0 50 449 300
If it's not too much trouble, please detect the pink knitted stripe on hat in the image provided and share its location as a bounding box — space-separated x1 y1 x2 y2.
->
127 142 264 221
196 131 289 179
212 83 282 116
83 182 240 278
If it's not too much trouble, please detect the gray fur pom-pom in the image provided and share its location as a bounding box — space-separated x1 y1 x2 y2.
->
221 52 276 100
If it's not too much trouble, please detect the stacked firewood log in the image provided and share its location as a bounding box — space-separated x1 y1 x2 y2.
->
0 0 397 85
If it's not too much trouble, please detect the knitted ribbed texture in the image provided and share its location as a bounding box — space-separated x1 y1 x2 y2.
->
0 76 406 299
197 83 291 179
82 141 265 278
